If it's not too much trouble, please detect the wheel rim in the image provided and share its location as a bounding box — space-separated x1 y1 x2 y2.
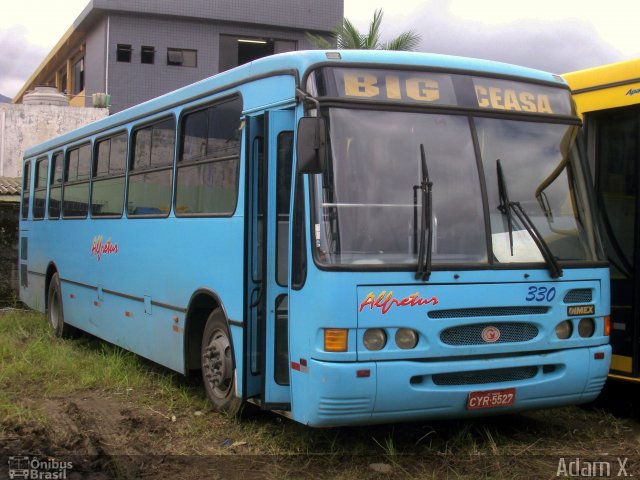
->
49 288 60 329
202 328 233 399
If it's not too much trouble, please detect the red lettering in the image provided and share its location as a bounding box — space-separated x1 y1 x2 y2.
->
90 235 119 262
359 291 439 314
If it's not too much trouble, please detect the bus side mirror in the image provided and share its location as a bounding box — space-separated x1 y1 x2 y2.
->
296 117 327 174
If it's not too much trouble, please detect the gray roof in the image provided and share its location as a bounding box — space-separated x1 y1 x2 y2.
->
0 177 21 195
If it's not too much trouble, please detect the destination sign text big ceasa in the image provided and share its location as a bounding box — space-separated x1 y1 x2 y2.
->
322 68 573 116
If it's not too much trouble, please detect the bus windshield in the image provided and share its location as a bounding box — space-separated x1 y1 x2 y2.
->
311 108 600 268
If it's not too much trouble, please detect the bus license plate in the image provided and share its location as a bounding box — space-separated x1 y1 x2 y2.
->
467 388 516 410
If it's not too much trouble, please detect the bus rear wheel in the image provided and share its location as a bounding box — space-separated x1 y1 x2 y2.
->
47 273 75 337
201 309 241 415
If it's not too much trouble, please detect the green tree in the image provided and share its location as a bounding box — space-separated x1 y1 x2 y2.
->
307 9 421 51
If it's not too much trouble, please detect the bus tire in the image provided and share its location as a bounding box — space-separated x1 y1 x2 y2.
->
201 309 242 415
47 273 75 338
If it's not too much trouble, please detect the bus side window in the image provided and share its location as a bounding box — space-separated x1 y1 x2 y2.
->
33 156 49 219
128 118 175 217
175 96 242 216
62 144 91 218
276 131 293 286
92 133 127 217
291 173 307 290
21 160 31 220
48 152 64 219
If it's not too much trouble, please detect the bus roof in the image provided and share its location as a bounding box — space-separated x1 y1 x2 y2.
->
563 58 640 92
24 50 567 159
563 58 640 114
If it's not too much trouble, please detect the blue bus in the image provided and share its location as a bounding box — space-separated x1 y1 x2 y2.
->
19 50 611 427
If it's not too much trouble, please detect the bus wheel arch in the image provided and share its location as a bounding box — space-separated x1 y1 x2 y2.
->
183 289 234 372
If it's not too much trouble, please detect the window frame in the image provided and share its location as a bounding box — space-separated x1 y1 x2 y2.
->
167 48 197 68
117 44 132 63
91 130 129 219
141 46 155 64
73 57 84 95
126 116 176 218
174 94 243 218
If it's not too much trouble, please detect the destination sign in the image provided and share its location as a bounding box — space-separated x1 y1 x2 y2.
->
338 71 457 105
473 78 571 115
315 67 573 116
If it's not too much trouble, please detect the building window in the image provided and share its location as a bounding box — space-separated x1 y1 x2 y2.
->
167 48 197 67
219 35 295 72
73 58 84 95
141 46 155 64
117 44 132 62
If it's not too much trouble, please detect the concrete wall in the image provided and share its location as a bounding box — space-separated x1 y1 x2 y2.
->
0 104 108 177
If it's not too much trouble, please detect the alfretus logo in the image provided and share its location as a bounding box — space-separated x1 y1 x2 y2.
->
359 291 439 315
90 235 119 261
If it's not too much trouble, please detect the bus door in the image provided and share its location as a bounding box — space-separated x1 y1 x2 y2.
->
245 109 294 408
595 106 640 378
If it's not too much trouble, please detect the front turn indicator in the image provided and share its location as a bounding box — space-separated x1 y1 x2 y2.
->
324 328 348 352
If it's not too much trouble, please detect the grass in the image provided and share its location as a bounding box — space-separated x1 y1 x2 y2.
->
1 309 639 479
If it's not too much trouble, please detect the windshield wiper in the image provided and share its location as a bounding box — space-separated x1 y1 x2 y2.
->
415 144 433 281
496 159 515 256
496 159 563 279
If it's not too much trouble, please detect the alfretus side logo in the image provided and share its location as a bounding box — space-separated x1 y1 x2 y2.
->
359 291 439 315
90 235 119 261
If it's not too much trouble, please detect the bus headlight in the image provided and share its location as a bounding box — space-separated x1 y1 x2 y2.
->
578 318 595 338
555 320 573 339
363 329 387 351
395 328 418 349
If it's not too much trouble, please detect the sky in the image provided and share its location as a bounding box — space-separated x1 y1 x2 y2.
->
0 0 638 98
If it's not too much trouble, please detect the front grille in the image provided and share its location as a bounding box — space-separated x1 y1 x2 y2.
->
440 322 539 345
428 306 549 319
432 366 538 386
564 289 593 303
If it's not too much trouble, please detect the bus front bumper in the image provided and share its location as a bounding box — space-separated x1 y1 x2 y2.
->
299 345 610 427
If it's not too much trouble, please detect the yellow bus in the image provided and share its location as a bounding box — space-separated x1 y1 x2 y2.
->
564 59 640 382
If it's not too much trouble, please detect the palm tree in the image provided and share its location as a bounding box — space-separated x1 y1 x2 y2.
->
307 9 421 51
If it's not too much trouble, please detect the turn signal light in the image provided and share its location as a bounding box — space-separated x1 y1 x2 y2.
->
324 328 348 352
604 316 611 336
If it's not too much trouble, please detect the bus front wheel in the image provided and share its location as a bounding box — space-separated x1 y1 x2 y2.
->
47 273 74 337
201 309 241 414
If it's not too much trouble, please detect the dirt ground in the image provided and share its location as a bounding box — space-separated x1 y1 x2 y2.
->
1 382 639 480
1 311 639 479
